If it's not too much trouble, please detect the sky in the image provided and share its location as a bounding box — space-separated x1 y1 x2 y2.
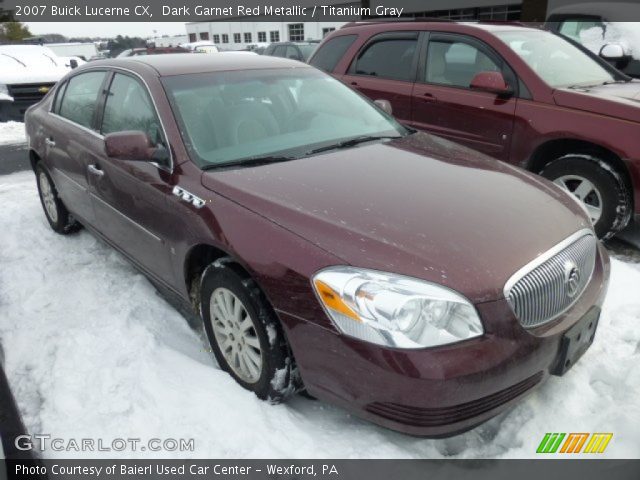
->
25 22 187 39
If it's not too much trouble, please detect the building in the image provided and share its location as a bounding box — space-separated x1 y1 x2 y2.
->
369 0 591 22
370 0 523 20
185 22 347 49
184 0 600 48
185 0 358 48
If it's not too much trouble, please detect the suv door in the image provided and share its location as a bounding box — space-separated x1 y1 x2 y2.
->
341 32 419 124
412 33 517 160
46 70 109 225
88 71 176 284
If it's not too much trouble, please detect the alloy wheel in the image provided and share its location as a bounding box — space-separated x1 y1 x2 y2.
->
553 175 603 223
39 171 59 224
209 287 263 383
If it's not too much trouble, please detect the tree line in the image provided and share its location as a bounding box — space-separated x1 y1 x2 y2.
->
0 22 148 57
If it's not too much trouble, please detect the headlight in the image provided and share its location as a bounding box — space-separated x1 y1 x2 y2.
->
312 267 483 349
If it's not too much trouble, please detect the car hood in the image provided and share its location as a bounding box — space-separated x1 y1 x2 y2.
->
201 133 591 303
554 81 640 122
0 52 69 86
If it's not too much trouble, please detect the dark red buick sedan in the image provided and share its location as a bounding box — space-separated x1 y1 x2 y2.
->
25 54 609 436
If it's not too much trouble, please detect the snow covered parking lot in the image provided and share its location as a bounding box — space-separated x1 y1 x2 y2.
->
0 170 639 459
0 121 26 146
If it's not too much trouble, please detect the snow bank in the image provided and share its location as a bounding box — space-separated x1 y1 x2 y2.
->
580 22 640 59
0 171 638 459
0 122 26 146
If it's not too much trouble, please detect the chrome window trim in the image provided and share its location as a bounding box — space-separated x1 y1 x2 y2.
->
49 111 105 140
47 65 174 174
503 228 596 327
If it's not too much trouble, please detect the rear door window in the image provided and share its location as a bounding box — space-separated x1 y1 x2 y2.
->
352 35 418 82
272 45 287 57
52 81 68 114
285 45 301 60
58 71 106 129
309 34 357 72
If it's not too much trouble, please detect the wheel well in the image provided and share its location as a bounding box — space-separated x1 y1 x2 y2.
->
528 139 633 201
184 244 252 309
185 244 300 381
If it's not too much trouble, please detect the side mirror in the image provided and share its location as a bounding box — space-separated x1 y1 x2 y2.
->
469 71 513 96
374 99 393 115
599 43 626 60
69 59 78 69
105 131 168 165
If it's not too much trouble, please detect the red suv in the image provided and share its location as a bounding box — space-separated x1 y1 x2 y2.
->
310 21 640 240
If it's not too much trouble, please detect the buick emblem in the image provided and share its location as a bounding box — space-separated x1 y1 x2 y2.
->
564 261 581 298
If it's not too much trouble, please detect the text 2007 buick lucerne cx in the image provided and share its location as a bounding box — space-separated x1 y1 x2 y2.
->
25 54 609 436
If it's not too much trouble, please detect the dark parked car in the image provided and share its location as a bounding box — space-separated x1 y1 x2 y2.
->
262 42 318 62
25 54 609 437
117 46 188 57
310 21 640 240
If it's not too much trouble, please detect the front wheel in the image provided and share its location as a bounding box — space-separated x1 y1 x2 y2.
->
541 155 631 240
201 262 298 403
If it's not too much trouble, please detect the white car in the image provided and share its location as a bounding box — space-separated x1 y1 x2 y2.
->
0 45 70 122
180 41 220 53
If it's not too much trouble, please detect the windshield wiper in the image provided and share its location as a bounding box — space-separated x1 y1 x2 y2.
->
1 53 26 67
201 155 297 171
304 135 403 156
569 79 629 89
602 79 631 85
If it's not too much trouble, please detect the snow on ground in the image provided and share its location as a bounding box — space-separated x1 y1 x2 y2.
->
0 170 639 459
0 122 26 146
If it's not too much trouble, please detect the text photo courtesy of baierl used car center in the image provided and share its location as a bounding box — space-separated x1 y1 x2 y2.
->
0 0 640 475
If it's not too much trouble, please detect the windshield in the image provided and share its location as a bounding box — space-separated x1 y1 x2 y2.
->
495 30 616 88
162 68 406 168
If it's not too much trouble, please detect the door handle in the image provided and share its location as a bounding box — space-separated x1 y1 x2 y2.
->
421 93 437 102
45 137 56 147
87 164 104 177
350 81 359 86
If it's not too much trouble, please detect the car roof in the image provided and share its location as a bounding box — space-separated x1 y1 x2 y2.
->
340 20 542 34
88 53 309 76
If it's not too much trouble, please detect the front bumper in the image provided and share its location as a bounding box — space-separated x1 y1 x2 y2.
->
0 99 37 122
281 244 610 437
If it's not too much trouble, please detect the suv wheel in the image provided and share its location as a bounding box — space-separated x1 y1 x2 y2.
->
200 262 298 403
541 155 631 240
35 163 81 234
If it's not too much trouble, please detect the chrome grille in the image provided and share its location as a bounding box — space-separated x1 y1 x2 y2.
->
505 230 597 328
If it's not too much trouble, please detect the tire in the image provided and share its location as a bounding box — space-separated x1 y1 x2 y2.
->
200 261 298 403
35 163 81 235
541 155 632 240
